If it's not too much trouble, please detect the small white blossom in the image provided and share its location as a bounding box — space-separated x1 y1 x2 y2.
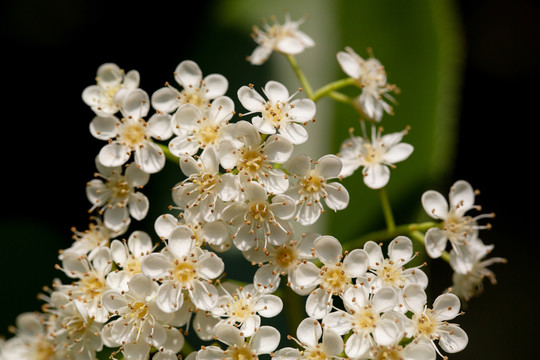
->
168 96 235 156
286 154 349 225
90 88 172 173
221 181 296 251
0 313 55 360
219 120 293 194
237 81 316 144
403 285 468 357
82 63 140 116
295 235 369 319
242 232 319 294
421 180 495 258
275 317 342 360
337 47 396 121
449 238 506 301
141 226 224 312
338 125 413 188
86 158 150 232
197 325 280 360
248 14 315 65
151 60 228 114
322 285 405 358
61 216 122 259
210 283 283 337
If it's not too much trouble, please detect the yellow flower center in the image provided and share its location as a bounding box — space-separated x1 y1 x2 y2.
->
361 143 383 165
80 273 107 299
120 121 147 147
227 347 255 360
353 307 377 331
128 301 148 320
264 101 286 126
181 89 207 108
239 149 263 174
109 177 130 200
442 212 475 245
125 256 142 276
303 347 328 360
32 338 56 360
249 202 269 221
302 173 324 193
173 262 197 286
321 265 349 295
197 124 220 146
275 246 297 270
194 173 218 194
414 310 437 337
378 260 405 287
372 346 402 360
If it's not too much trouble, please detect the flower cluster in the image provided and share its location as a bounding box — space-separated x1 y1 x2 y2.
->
0 12 505 360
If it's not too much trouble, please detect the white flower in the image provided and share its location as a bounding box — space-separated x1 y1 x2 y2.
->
82 62 140 116
237 81 316 144
151 60 228 114
54 247 112 323
421 180 495 258
322 285 405 358
337 47 396 121
90 88 173 173
86 158 150 232
242 232 319 294
101 273 178 357
403 285 468 356
449 238 506 301
369 340 437 360
107 230 155 291
338 125 413 188
0 313 55 360
286 154 349 225
248 13 315 65
362 236 428 300
173 146 240 222
61 216 122 259
295 235 369 319
218 120 293 194
197 325 280 360
210 283 283 337
43 292 103 360
168 96 235 156
274 318 342 360
141 226 224 312
221 181 296 251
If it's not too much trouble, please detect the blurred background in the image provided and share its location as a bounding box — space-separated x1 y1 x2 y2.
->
0 0 538 358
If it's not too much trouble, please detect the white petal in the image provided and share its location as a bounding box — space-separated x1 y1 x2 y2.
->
151 87 180 113
125 162 151 187
403 284 427 314
275 37 305 54
147 113 173 140
296 201 324 226
128 273 154 299
168 226 195 259
270 194 296 220
286 154 311 177
172 103 202 132
104 206 130 232
134 142 165 174
128 192 149 220
363 241 384 268
202 73 228 100
264 81 289 103
421 190 449 220
248 46 273 65
278 122 308 144
122 342 151 360
432 293 461 320
179 155 201 177
323 182 349 211
121 88 150 119
439 325 468 353
252 115 277 135
424 228 448 259
253 265 281 293
214 325 244 347
449 180 476 216
190 280 219 311
154 214 180 239
157 281 184 313
344 332 370 358
174 60 202 88
322 328 345 357
384 143 413 164
201 221 230 247
98 143 131 168
315 155 342 179
255 294 283 317
388 236 413 264
363 164 390 189
297 317 322 348
321 311 352 335
197 252 224 280
343 249 368 278
305 288 332 319
402 340 436 360
288 98 316 120
101 290 127 312
373 317 402 346
263 134 293 163
141 253 171 279
110 239 127 266
250 326 280 354
337 51 361 79
237 86 265 112
197 346 225 360
273 348 302 360
314 235 342 265
168 135 200 156
372 287 399 313
90 115 120 140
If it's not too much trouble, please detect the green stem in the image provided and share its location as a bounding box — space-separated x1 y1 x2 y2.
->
157 142 178 164
285 54 314 99
378 187 395 232
341 221 438 251
312 77 357 102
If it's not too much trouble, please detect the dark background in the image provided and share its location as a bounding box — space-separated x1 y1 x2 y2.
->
0 0 538 358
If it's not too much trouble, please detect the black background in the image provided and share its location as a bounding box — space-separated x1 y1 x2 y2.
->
0 0 538 358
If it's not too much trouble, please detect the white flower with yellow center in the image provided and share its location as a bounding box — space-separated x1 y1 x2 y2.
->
61 216 122 259
242 232 319 294
295 235 369 319
54 247 112 323
322 285 405 359
90 88 173 174
421 180 495 258
43 292 103 360
197 324 280 360
0 313 56 360
402 285 468 357
141 225 224 313
237 81 316 144
362 236 428 304
286 154 349 225
169 96 235 156
337 47 396 121
101 273 179 359
210 283 283 337
368 340 436 360
151 60 228 114
173 147 240 222
219 120 293 194
248 14 315 65
449 237 506 301
107 230 155 292
82 62 140 116
338 126 413 188
86 158 150 232
274 317 343 360
221 181 296 251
